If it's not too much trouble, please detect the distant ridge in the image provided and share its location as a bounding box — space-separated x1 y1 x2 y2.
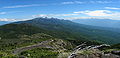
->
72 19 120 28
0 21 11 25
0 17 117 44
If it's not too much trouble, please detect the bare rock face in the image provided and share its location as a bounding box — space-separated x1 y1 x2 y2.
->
111 51 120 55
69 49 120 58
68 44 120 58
75 53 120 58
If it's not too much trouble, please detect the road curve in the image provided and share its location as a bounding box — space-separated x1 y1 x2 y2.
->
12 40 54 55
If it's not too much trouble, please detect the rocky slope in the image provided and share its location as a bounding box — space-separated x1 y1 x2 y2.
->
68 43 120 58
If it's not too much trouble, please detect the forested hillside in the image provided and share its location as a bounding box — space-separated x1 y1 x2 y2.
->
12 17 120 44
0 17 120 58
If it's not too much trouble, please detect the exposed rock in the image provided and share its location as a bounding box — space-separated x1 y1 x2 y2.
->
75 53 120 58
111 51 120 55
68 44 120 58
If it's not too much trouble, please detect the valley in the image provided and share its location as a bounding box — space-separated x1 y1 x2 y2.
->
0 17 120 58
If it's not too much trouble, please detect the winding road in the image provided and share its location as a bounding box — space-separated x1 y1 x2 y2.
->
12 40 54 55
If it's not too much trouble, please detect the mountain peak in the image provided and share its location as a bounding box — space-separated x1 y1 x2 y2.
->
32 17 63 20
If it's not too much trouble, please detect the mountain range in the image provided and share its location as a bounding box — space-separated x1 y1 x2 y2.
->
0 17 120 44
0 21 11 25
72 19 120 29
0 17 120 57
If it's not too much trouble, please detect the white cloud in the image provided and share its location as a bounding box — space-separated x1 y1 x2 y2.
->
73 10 120 20
3 4 42 8
62 2 75 4
61 1 113 5
90 1 112 3
105 7 120 10
65 17 114 20
32 10 120 20
0 18 17 21
0 12 6 14
61 1 84 4
74 10 113 16
0 11 23 15
33 14 79 18
0 18 30 21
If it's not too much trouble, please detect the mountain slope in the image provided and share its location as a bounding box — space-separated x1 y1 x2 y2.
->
72 19 120 29
9 17 120 44
0 32 74 57
0 17 120 57
0 21 11 25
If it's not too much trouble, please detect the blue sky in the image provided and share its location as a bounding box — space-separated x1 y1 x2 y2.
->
0 0 120 21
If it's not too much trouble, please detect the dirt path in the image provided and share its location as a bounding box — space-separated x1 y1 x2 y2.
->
12 40 54 55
